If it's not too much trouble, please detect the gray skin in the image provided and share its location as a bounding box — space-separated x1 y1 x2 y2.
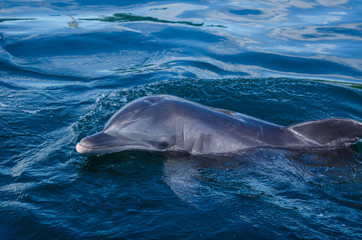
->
76 95 362 155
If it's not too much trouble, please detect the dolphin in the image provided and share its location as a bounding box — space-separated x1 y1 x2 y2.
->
76 95 362 155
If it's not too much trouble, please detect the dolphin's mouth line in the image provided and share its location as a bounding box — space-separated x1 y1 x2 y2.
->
76 141 154 154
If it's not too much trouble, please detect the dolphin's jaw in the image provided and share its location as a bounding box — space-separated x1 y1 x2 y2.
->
75 142 122 154
75 132 129 154
75 141 158 155
75 140 121 154
75 132 163 154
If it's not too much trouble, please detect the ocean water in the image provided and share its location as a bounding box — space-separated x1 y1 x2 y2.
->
1 0 362 239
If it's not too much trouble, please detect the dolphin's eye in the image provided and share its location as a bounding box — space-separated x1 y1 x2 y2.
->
158 142 170 149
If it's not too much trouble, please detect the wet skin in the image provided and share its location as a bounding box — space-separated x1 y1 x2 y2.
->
76 95 362 155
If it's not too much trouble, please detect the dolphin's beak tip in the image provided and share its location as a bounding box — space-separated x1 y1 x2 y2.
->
76 132 117 154
76 142 87 154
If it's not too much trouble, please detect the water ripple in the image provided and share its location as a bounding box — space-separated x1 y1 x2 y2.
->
1 0 362 239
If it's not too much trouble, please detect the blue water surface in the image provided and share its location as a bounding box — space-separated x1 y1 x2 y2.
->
0 0 362 239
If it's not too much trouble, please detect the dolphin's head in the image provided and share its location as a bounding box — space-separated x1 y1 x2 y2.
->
76 95 179 154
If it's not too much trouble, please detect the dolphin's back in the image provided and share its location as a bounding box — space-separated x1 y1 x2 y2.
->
161 96 362 150
286 118 362 147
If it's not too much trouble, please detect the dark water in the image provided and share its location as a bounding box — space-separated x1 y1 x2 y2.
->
1 1 362 239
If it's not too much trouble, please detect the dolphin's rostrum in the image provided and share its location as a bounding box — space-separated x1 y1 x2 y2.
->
76 95 362 155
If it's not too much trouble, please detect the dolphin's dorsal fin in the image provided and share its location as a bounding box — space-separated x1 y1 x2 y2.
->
287 118 362 147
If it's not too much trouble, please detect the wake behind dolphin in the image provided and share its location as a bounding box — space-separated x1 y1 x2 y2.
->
76 95 362 155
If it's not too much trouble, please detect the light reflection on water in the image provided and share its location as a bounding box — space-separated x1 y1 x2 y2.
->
1 1 362 239
0 0 361 83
